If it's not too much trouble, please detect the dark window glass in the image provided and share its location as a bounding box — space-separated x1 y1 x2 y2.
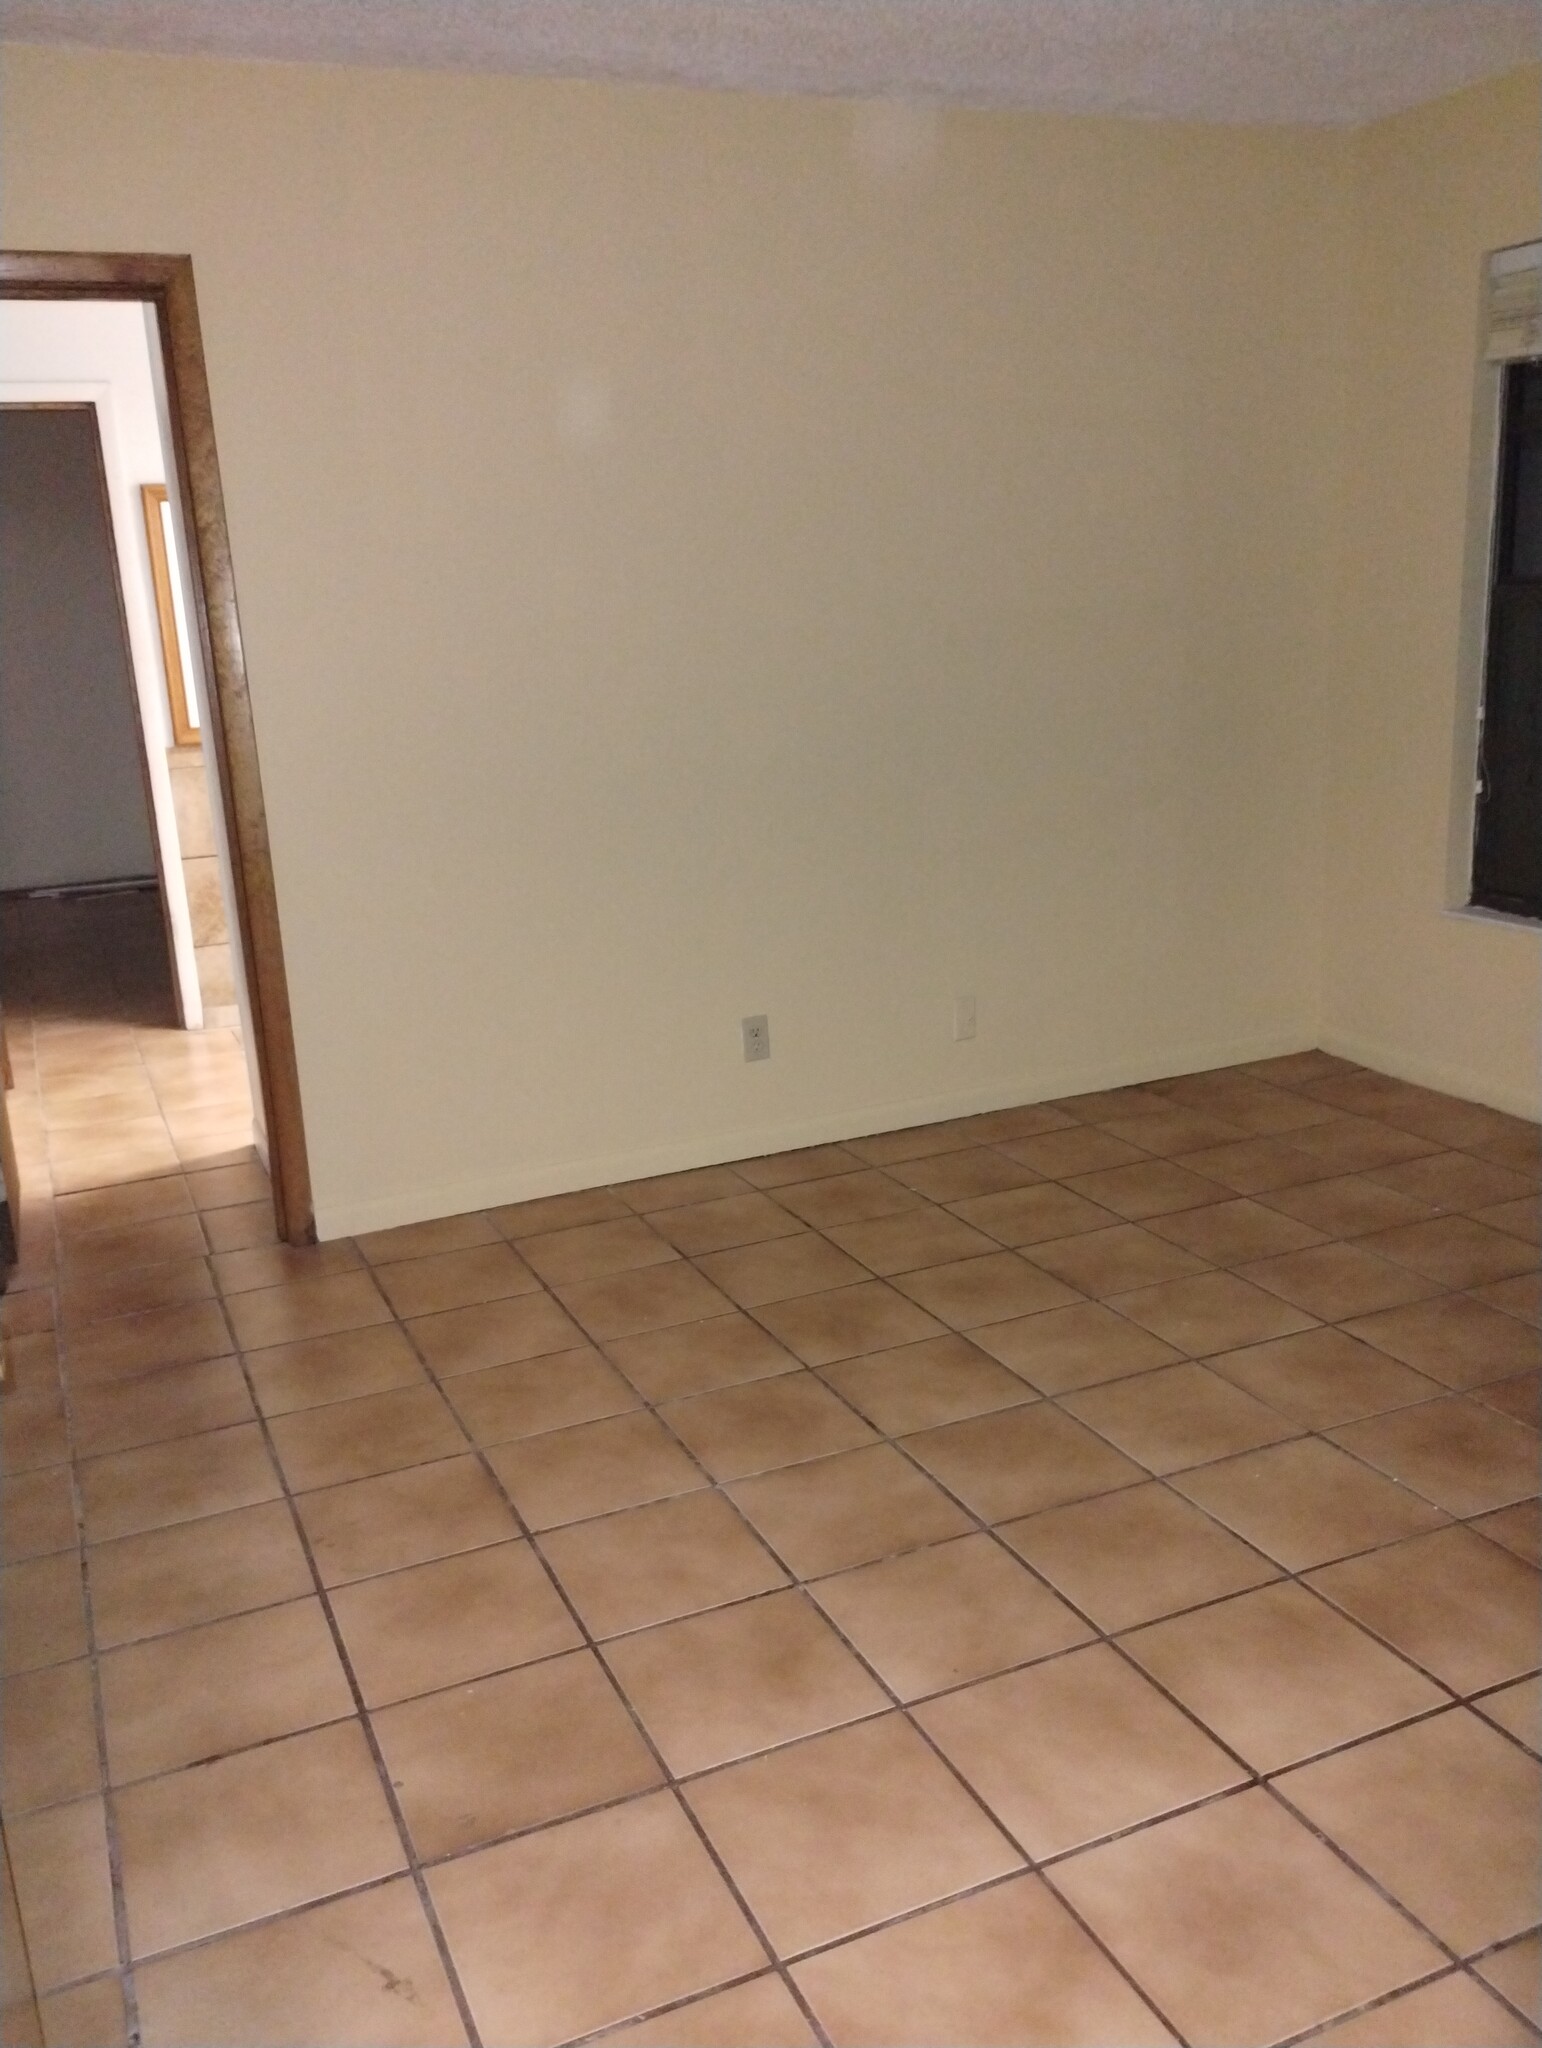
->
1472 360 1542 920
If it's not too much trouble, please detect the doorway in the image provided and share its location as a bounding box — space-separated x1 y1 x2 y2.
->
0 254 312 1246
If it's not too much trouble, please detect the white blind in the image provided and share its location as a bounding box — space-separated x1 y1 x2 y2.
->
1486 240 1542 363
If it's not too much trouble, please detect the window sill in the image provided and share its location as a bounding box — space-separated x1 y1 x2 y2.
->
1443 901 1542 933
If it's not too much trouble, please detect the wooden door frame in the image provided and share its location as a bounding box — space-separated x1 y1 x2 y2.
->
0 252 314 1243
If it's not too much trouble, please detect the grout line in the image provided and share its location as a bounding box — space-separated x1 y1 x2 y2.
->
215 1343 489 2048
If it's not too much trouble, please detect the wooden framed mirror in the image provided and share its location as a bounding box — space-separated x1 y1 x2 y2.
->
141 479 200 747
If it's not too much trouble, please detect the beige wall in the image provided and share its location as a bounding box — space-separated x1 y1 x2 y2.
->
1321 67 1541 1118
0 44 1526 1233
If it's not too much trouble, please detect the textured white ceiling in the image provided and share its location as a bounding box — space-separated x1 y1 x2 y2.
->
1 0 1537 126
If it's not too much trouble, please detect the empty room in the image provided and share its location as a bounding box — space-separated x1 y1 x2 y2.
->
0 3 1538 2044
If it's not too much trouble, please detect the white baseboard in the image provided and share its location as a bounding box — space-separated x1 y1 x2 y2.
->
1318 1030 1541 1123
313 1026 1317 1240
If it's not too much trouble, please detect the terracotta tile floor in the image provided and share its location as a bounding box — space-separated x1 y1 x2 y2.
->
2 902 1541 2046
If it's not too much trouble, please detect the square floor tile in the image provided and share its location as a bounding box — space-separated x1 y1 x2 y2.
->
555 1263 733 1340
791 1874 1174 2048
1284 1119 1439 1176
133 1876 469 2048
540 1489 787 1638
1 1550 88 1673
1343 1294 1531 1392
222 1273 391 1352
116 1720 403 1959
649 1193 807 1257
753 1282 947 1367
1103 1105 1250 1155
1062 1160 1228 1221
1369 1152 1536 1213
917 1642 1243 1857
889 1146 1046 1202
1060 1361 1301 1476
819 1212 999 1277
1025 1224 1211 1300
728 1444 972 1577
208 1241 361 1299
603 1313 800 1402
7 1796 118 1991
295 1453 518 1584
904 1405 1144 1523
1301 1972 1539 2048
372 1242 539 1319
947 1183 1116 1249
78 1423 280 1543
88 1499 312 1648
426 1790 763 2046
70 1355 253 1459
516 1217 677 1285
1052 1787 1442 2047
1360 1215 1538 1290
808 1532 1091 1700
1170 1438 1448 1571
440 1347 639 1447
999 1128 1149 1178
1260 1174 1437 1239
998 1481 1279 1632
1306 1525 1541 1694
819 1335 1036 1435
774 1173 928 1237
406 1293 587 1377
1280 1709 1541 1954
373 1647 661 1859
244 1323 426 1415
1123 1580 1443 1773
662 1374 875 1479
601 1975 818 2048
696 1235 872 1307
605 1587 886 1774
330 1540 581 1704
488 1411 706 1529
970 1302 1183 1393
1236 1244 1441 1321
1145 1197 1325 1264
890 1252 1080 1330
1329 1399 1538 1517
1476 1195 1542 1245
267 1383 465 1491
1 1659 100 1811
1171 1135 1336 1196
1204 1328 1441 1430
100 1595 352 1783
1110 1271 1319 1356
65 1299 232 1384
684 1713 1019 1956
60 1253 215 1329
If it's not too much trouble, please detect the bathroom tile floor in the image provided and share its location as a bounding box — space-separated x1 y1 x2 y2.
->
2 895 1539 2046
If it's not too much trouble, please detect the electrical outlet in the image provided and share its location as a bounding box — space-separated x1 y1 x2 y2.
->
742 1014 771 1062
953 993 977 1042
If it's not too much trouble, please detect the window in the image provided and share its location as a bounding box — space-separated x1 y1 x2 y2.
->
1471 356 1542 920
